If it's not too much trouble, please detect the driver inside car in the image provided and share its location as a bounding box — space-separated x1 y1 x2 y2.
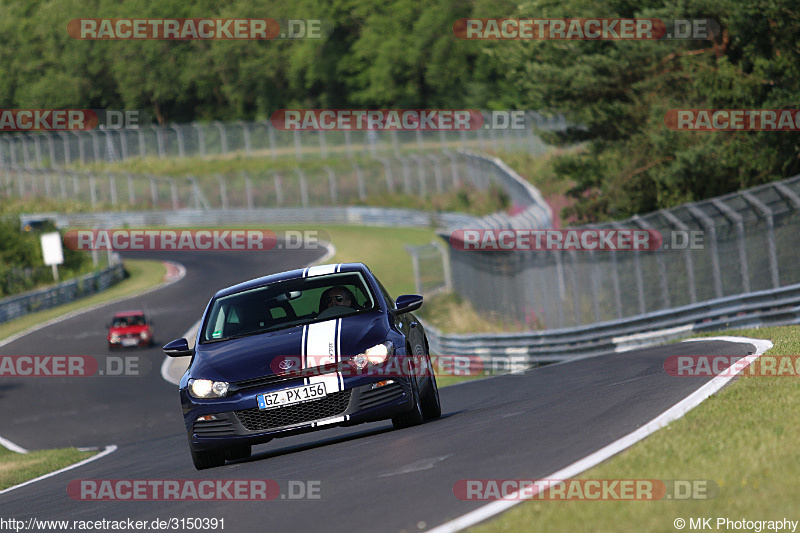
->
320 286 356 312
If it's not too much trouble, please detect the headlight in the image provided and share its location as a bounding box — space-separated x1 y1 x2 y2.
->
349 341 394 370
139 331 150 340
109 334 120 343
188 378 229 399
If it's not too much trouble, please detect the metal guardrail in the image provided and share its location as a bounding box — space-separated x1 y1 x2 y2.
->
20 206 482 230
0 264 126 324
424 281 800 365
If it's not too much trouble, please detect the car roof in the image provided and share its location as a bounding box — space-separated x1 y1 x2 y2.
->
212 263 371 299
113 310 145 317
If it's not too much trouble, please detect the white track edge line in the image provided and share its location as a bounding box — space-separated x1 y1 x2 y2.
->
0 445 118 497
426 335 773 533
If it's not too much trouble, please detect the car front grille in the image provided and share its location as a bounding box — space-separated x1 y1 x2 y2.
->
234 390 353 431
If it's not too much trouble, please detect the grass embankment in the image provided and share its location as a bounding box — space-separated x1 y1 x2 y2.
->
0 258 167 490
473 326 799 532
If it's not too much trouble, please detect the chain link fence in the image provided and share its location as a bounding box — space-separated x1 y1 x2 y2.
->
0 113 564 168
446 166 800 329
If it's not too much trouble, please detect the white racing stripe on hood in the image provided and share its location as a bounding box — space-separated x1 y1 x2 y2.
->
303 318 348 426
304 318 343 393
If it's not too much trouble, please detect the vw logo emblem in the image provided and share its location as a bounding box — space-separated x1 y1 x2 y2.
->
278 359 296 370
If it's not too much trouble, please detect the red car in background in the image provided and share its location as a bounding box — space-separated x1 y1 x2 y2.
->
108 310 154 349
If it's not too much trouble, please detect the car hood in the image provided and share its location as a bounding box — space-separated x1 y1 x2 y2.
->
190 311 389 383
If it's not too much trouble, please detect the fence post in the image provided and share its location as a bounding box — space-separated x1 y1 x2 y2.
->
687 205 723 298
216 174 228 210
318 130 328 159
108 172 118 207
267 121 277 159
633 216 670 309
378 158 394 194
155 127 165 159
171 125 185 158
324 166 338 203
127 173 136 205
430 239 452 291
742 191 779 289
119 130 129 160
244 172 254 209
661 209 697 304
297 168 309 207
240 121 251 156
212 121 227 154
398 156 412 195
192 123 206 157
353 164 366 201
170 178 179 209
711 199 749 293
273 173 283 206
137 128 146 159
149 176 159 207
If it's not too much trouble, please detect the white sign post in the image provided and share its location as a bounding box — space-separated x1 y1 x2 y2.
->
40 232 64 282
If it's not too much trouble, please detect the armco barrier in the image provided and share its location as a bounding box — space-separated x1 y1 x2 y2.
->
424 281 800 364
0 264 126 324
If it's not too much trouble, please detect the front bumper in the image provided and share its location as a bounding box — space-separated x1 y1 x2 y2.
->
184 379 413 451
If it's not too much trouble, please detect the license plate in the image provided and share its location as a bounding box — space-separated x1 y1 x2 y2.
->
121 338 139 346
257 383 327 410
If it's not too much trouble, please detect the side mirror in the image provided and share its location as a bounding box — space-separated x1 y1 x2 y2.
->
163 338 194 358
395 294 423 314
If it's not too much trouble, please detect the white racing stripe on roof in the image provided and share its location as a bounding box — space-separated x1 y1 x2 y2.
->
306 264 340 277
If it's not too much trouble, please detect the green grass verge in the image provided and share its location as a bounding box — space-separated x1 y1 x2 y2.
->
0 446 97 491
0 259 167 343
285 224 439 297
471 325 799 532
418 292 542 334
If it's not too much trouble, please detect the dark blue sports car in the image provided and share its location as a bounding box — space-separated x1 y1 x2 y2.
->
163 262 441 469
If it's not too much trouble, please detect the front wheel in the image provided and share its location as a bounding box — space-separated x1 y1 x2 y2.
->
420 364 441 421
392 377 424 429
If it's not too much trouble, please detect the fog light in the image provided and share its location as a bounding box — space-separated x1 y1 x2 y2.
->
371 379 394 390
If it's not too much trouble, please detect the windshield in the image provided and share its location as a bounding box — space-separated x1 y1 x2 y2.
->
200 272 376 343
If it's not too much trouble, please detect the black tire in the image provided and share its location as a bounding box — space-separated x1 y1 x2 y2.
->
420 360 442 421
190 447 225 470
224 445 252 461
392 377 424 429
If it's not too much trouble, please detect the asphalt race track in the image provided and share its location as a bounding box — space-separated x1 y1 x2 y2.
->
0 249 761 532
